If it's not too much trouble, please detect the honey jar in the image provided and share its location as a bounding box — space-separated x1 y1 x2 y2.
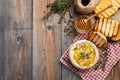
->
74 16 91 33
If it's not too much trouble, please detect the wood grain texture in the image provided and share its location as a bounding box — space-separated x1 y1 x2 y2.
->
0 0 32 29
61 12 82 80
0 29 32 80
33 0 62 80
0 0 32 80
0 0 119 80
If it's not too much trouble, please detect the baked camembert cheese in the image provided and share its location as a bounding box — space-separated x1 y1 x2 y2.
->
69 40 99 69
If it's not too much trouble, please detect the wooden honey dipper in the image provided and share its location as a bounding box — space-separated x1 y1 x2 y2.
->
77 4 113 30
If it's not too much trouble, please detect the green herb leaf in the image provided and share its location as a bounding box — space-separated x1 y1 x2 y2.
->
86 51 92 59
44 0 74 23
94 46 108 70
94 65 99 70
79 52 86 59
101 62 105 70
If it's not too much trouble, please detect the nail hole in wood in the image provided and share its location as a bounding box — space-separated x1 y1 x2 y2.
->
16 74 22 80
47 25 53 30
17 36 21 42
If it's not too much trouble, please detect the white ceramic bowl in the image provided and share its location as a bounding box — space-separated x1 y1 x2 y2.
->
69 40 99 69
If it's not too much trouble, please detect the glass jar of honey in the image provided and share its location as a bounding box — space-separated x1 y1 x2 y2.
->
74 15 92 33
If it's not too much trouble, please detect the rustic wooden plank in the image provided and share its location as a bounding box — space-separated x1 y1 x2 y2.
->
33 0 62 80
0 0 32 29
0 29 6 80
61 12 82 80
0 29 32 80
106 62 120 80
0 0 32 80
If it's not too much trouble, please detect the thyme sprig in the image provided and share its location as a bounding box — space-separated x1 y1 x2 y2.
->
43 0 74 24
78 51 92 60
94 46 108 70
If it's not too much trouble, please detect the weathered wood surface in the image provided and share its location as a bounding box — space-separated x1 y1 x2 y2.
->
33 0 62 80
0 0 32 80
0 0 119 80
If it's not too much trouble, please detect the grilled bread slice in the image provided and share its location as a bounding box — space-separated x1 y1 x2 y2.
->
101 18 108 35
94 0 118 18
112 0 120 8
108 20 114 37
115 0 120 7
94 19 99 31
104 19 111 37
87 31 107 48
112 20 119 36
93 18 119 37
110 24 120 41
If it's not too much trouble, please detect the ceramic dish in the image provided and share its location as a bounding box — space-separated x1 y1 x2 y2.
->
69 40 99 69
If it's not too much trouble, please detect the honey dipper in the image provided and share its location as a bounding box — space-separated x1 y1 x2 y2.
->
77 4 113 30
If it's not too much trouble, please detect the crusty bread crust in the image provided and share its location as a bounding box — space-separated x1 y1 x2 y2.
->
94 0 118 18
110 23 120 41
93 18 119 39
87 31 107 48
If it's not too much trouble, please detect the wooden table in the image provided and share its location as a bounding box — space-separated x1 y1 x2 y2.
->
0 0 119 80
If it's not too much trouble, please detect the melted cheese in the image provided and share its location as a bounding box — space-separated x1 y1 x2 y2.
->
72 43 96 67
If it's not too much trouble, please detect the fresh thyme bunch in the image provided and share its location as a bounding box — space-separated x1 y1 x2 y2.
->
95 46 108 70
43 0 74 23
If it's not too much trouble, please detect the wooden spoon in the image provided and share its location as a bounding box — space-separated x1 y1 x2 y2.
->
77 4 113 30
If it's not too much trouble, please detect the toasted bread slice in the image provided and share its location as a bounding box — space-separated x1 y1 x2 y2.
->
93 18 119 37
94 18 107 36
105 19 111 37
96 5 109 18
94 8 104 18
94 0 109 18
98 6 118 18
110 23 120 41
112 0 120 8
94 20 99 31
108 19 114 37
94 1 109 18
94 0 118 18
97 19 103 32
101 18 108 35
113 20 119 36
105 6 118 15
96 35 103 46
87 32 96 41
87 31 107 48
93 34 100 43
115 0 120 5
